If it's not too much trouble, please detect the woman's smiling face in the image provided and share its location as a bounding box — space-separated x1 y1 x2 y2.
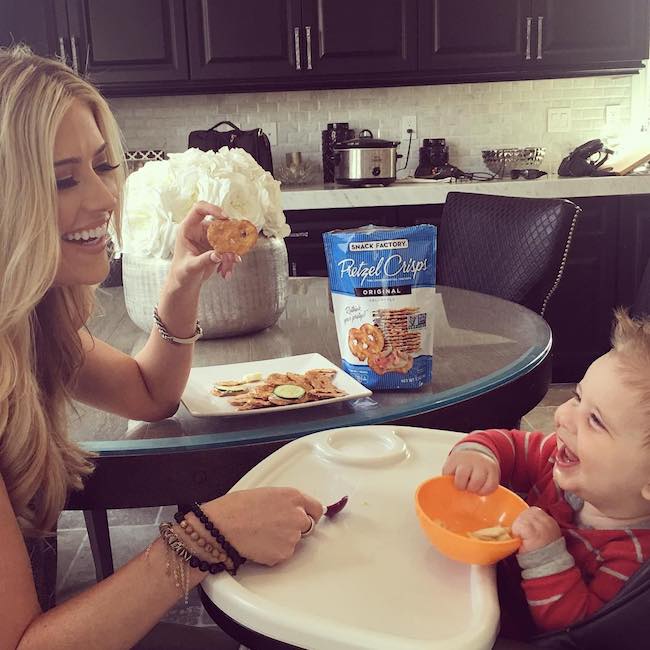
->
553 351 650 519
53 100 118 286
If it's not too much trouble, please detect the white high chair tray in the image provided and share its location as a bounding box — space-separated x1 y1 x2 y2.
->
201 426 500 650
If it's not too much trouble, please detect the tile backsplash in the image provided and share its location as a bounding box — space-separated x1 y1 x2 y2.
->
110 73 644 179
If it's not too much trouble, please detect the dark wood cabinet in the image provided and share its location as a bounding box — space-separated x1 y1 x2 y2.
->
534 0 649 67
1 0 188 84
186 0 417 83
3 0 647 95
617 196 650 308
397 204 444 228
419 1 529 72
300 0 418 76
418 0 648 79
67 0 188 84
0 0 67 58
285 207 396 276
186 0 300 81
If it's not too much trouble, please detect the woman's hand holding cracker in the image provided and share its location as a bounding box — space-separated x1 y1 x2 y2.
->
211 251 240 279
168 201 233 288
442 449 501 495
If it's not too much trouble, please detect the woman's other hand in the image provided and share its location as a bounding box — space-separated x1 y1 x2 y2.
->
512 506 562 554
169 201 239 288
441 449 500 495
202 487 323 566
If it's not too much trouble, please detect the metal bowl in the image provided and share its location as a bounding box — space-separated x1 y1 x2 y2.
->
481 147 546 176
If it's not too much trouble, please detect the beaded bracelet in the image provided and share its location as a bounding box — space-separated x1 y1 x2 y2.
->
159 522 228 575
176 502 246 571
177 517 234 572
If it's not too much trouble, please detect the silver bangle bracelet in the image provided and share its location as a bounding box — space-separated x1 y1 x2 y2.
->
153 306 203 345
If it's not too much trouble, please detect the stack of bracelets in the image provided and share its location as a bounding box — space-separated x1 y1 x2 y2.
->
154 502 247 604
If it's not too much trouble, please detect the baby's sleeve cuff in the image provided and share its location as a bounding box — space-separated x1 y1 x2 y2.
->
517 536 575 579
452 442 498 462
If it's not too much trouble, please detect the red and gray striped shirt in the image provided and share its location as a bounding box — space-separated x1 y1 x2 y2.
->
453 429 650 633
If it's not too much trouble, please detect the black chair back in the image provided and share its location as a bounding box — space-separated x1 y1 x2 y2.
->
531 558 650 649
437 192 581 316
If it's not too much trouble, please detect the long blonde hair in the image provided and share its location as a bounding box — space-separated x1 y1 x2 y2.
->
0 46 125 535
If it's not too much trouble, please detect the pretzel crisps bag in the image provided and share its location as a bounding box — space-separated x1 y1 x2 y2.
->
323 224 437 390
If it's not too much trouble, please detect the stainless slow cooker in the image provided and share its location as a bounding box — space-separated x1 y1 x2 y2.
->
333 129 401 186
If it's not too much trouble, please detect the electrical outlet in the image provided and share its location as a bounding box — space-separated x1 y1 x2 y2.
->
262 122 277 146
402 115 417 140
547 108 571 133
605 105 622 126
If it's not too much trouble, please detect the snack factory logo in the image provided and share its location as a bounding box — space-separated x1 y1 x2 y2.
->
349 239 408 252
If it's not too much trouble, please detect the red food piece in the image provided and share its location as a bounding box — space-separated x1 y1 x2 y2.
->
324 495 349 518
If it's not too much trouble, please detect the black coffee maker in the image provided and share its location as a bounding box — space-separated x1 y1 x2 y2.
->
415 138 449 177
322 122 355 183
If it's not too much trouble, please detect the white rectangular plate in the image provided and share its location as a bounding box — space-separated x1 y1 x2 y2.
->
181 353 372 417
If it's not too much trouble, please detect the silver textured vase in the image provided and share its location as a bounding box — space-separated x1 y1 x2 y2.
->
122 236 289 338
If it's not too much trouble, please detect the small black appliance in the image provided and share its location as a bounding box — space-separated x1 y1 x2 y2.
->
322 122 355 183
415 138 449 177
414 138 471 179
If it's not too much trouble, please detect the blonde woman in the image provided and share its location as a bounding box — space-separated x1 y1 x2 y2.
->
0 46 322 649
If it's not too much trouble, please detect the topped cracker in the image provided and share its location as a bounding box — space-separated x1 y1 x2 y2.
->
207 219 259 256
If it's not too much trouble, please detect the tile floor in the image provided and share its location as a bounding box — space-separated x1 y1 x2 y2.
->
55 384 573 648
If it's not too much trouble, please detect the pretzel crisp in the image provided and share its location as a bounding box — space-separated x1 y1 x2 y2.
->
207 219 259 256
348 323 385 361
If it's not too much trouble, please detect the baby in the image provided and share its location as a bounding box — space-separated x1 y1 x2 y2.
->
442 309 650 636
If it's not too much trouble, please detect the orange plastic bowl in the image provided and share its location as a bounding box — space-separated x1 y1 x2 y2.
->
415 475 529 565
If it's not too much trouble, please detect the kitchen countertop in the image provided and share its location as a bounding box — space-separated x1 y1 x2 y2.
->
280 174 650 211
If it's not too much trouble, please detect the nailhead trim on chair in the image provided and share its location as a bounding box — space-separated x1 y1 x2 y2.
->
539 205 582 318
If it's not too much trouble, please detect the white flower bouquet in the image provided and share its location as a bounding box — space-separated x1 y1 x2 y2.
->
120 147 290 259
119 147 290 338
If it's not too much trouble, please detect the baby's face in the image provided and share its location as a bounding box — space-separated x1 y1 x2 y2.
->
553 351 650 519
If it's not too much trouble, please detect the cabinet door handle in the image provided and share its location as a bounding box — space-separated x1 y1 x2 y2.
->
525 17 532 60
305 25 313 70
70 35 79 74
537 16 544 60
288 231 310 238
291 261 298 276
58 36 67 66
294 27 301 70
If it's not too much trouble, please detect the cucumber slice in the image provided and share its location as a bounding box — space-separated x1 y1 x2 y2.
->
273 384 306 400
214 384 248 393
242 372 263 382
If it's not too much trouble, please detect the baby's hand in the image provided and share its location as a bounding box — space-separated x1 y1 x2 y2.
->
512 506 562 554
441 449 500 495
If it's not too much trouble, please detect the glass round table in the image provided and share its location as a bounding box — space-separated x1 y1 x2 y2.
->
67 277 552 578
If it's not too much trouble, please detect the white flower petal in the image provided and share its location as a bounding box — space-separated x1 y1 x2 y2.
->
122 146 289 258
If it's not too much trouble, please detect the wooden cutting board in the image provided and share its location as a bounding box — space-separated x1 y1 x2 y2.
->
608 137 650 175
